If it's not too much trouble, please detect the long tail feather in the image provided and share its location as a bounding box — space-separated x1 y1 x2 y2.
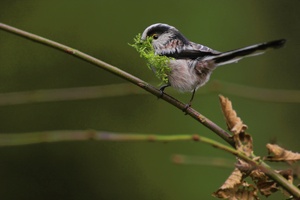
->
204 39 286 66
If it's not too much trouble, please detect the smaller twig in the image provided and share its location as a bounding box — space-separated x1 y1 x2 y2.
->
0 130 267 167
0 80 299 107
0 131 256 166
172 155 234 168
0 83 143 106
0 130 196 146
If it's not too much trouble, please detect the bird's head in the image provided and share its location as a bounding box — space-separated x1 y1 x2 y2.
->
141 23 189 55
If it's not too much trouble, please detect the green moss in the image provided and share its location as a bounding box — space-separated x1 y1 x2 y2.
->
129 33 172 83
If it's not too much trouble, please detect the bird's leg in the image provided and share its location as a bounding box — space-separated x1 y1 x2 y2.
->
158 83 170 98
183 89 196 113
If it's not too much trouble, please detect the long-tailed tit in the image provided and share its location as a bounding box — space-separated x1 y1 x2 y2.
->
141 23 286 107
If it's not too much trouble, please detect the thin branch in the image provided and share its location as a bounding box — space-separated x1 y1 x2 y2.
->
0 130 267 165
0 130 255 163
0 80 299 106
0 23 233 145
0 130 256 167
0 131 253 166
0 130 256 168
0 130 196 146
0 83 143 106
172 155 235 168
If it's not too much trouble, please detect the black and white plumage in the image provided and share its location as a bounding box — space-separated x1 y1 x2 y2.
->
141 23 286 106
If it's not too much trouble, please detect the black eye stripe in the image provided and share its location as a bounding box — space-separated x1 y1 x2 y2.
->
153 34 159 39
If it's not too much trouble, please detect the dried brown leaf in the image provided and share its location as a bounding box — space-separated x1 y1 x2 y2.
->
234 132 253 156
250 169 278 197
221 168 244 189
213 168 243 198
265 144 300 162
231 183 259 200
213 181 259 200
235 159 255 174
219 96 253 156
213 188 235 199
250 168 295 197
276 169 294 183
258 182 278 197
219 95 248 135
250 170 270 195
250 169 268 187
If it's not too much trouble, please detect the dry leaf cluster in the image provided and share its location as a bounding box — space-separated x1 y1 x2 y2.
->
265 144 300 162
213 95 299 199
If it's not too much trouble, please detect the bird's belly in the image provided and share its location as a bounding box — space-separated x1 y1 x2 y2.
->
168 60 210 92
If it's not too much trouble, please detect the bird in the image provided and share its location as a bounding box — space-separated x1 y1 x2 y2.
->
140 23 286 108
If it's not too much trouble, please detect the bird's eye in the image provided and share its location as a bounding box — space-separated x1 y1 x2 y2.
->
152 34 159 40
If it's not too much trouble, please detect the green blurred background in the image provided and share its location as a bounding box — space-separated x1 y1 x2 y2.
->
0 1 300 199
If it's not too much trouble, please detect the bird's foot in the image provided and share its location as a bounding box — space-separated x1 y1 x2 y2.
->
158 89 164 99
158 84 170 99
182 103 192 115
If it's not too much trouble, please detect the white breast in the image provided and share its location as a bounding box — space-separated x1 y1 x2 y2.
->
168 59 208 92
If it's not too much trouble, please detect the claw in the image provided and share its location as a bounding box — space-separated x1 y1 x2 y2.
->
182 103 191 115
158 84 170 99
158 90 164 99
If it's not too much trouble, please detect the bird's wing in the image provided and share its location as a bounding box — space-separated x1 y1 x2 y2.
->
159 39 286 66
158 41 220 59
